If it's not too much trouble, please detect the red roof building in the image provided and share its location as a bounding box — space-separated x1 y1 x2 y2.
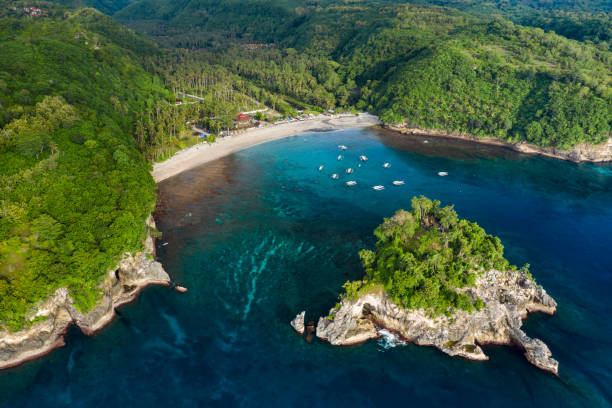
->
235 113 251 123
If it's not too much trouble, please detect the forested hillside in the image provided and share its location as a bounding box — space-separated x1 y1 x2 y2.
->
0 5 169 330
340 196 514 316
116 0 612 150
50 0 138 14
397 0 612 49
2 0 611 331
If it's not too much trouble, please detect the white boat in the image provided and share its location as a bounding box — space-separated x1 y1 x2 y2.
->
162 242 168 246
338 145 348 150
346 181 357 186
438 171 448 176
346 168 354 174
372 185 385 191
359 155 368 161
318 165 324 171
383 163 391 168
337 155 343 161
392 181 405 185
424 140 429 144
331 173 339 179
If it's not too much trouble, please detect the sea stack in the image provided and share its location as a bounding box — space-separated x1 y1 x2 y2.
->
290 311 306 335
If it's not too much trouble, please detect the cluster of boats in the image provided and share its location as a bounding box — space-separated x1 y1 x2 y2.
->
318 145 416 190
319 145 450 189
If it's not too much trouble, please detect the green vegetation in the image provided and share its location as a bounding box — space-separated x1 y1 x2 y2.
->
0 3 294 331
341 196 514 316
116 0 612 150
2 0 610 332
0 5 170 330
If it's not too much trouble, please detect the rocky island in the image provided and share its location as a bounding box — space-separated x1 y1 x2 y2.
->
292 197 559 374
0 217 170 370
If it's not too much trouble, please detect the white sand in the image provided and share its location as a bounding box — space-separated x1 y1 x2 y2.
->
152 113 381 182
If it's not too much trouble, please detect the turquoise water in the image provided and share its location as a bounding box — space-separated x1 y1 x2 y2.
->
2 127 612 407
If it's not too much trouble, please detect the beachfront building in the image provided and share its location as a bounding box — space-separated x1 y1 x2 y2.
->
234 113 252 129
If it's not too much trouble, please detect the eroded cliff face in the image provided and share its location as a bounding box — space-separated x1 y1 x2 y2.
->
302 269 559 375
386 125 612 163
0 217 170 370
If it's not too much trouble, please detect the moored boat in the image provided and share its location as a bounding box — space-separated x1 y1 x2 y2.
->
359 155 368 161
331 173 339 179
438 171 448 176
392 181 405 185
372 185 385 190
346 168 354 174
346 181 357 186
383 163 391 168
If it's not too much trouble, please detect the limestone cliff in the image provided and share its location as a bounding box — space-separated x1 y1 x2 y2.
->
386 124 612 163
0 216 170 370
297 269 558 375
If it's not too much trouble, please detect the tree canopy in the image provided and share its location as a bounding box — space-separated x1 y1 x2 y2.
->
342 197 515 316
0 5 167 330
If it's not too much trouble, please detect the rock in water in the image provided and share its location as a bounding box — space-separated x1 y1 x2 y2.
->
314 269 559 375
290 311 306 335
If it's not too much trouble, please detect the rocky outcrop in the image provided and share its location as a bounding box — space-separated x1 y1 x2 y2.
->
290 311 306 335
0 216 170 370
312 269 559 375
386 124 612 163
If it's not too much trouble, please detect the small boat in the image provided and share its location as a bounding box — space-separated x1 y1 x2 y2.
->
318 165 324 171
424 140 429 144
392 181 405 185
331 173 339 179
438 171 448 176
338 145 348 150
383 163 391 168
359 155 368 162
161 242 169 246
346 181 357 186
337 155 343 161
372 185 385 191
346 168 354 174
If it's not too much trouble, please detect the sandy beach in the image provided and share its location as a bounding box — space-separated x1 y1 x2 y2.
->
152 113 381 182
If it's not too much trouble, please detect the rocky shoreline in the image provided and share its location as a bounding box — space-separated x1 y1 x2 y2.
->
385 124 612 163
292 268 559 375
0 216 170 370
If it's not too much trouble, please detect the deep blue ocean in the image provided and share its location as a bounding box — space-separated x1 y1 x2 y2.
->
2 128 612 407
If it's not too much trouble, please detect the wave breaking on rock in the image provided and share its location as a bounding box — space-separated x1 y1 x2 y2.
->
293 268 559 375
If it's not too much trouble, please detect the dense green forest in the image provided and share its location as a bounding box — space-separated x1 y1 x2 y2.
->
1 0 611 331
398 0 612 49
49 0 138 14
340 197 516 316
116 0 612 150
0 2 297 330
0 4 172 330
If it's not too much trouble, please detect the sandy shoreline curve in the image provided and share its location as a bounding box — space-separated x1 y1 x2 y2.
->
152 113 381 182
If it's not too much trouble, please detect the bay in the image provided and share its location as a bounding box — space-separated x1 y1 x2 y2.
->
1 127 611 407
